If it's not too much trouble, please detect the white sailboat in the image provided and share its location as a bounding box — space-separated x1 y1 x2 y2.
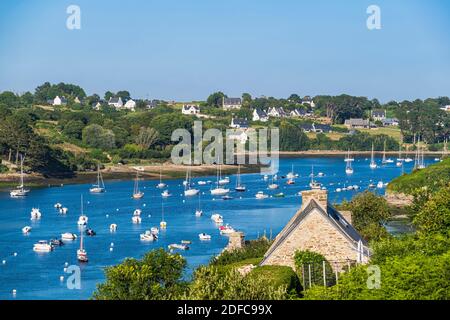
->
184 167 200 196
369 143 377 169
77 232 88 263
309 166 321 189
195 193 203 217
89 164 105 193
211 163 229 196
160 201 167 229
381 140 393 164
10 155 30 198
77 195 88 226
132 170 144 199
345 149 354 175
268 175 279 189
235 165 246 192
286 164 295 179
157 166 167 188
396 143 404 167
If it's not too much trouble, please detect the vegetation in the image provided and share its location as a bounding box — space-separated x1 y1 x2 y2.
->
294 251 335 287
210 238 272 266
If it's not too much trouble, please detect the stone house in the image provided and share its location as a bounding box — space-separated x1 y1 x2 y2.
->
124 99 136 111
371 110 386 121
344 118 371 129
230 117 249 129
223 97 242 110
260 189 369 271
108 97 123 108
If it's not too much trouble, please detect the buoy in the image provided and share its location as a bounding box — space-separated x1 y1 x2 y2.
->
63 267 67 272
12 289 17 296
109 247 113 252
143 204 146 207
110 242 114 247
65 262 69 267
2 260 6 264
13 252 17 257
106 214 109 218
60 276 64 281
116 208 119 211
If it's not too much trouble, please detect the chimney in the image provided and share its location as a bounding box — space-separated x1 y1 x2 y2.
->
226 231 245 251
300 189 328 211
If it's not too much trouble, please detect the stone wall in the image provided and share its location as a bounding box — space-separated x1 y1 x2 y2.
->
301 190 327 211
262 208 357 271
226 231 245 251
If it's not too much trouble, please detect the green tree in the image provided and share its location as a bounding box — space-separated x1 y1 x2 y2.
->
135 127 159 149
206 92 226 107
62 120 85 140
82 124 116 149
93 248 187 300
413 185 450 234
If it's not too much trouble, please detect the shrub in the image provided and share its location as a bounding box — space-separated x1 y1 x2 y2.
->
211 238 272 266
294 250 335 287
248 265 302 296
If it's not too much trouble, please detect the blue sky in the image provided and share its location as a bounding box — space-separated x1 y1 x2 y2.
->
0 0 449 102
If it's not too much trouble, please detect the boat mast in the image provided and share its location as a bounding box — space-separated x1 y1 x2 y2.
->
236 165 241 187
371 143 375 165
382 141 386 163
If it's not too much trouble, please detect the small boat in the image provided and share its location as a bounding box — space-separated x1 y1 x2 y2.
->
85 228 96 236
345 149 354 174
219 225 235 235
140 230 156 241
160 221 167 229
184 188 200 197
368 183 376 188
268 181 279 190
195 209 203 217
50 239 64 246
61 233 77 241
89 164 105 193
309 166 322 190
286 178 295 185
336 188 342 192
132 216 142 224
263 175 269 181
211 213 223 224
222 195 233 200
77 215 88 226
199 233 212 240
77 233 88 263
30 208 41 220
157 166 167 188
370 143 377 169
10 155 30 198
317 172 325 177
377 181 384 189
22 226 32 234
211 187 230 196
132 170 144 199
235 165 246 192
109 224 117 232
133 209 142 216
33 240 53 252
168 243 189 250
181 240 191 244
161 190 171 197
197 181 207 185
59 207 68 214
150 227 159 235
160 202 167 229
404 157 413 163
54 203 62 209
286 165 295 179
255 191 269 199
218 177 230 185
274 192 285 198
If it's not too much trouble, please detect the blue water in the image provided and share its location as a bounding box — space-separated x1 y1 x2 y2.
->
0 156 434 299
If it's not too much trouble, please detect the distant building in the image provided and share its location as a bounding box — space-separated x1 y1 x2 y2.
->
230 118 249 129
223 97 242 110
74 96 82 104
227 130 248 145
182 104 200 115
371 110 386 121
260 189 369 271
300 123 332 133
108 97 123 108
440 105 450 112
124 99 136 111
53 96 67 106
92 101 103 110
267 107 288 118
144 99 159 109
344 118 370 129
290 108 311 118
381 118 399 127
302 96 315 108
252 108 269 122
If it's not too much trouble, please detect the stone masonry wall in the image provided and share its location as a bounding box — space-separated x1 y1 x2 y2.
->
263 208 356 271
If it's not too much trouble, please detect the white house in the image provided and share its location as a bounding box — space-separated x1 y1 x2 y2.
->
223 97 242 110
92 101 102 110
440 105 450 112
230 118 249 129
253 108 269 122
227 130 248 145
182 104 200 115
267 107 287 118
53 96 67 106
74 96 81 104
124 99 136 111
108 97 123 108
302 96 316 108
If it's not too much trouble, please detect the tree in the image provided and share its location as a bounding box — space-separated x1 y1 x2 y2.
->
104 91 114 101
344 191 390 241
82 124 116 149
206 92 226 107
116 90 131 102
279 121 310 151
135 127 159 149
62 120 85 140
242 93 252 105
93 248 187 300
287 94 302 104
413 185 450 234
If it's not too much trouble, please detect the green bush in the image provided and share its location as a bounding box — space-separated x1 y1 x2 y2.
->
0 163 8 173
211 238 272 266
294 250 335 287
248 265 302 296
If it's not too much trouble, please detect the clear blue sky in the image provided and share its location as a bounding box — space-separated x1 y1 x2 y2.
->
0 0 449 102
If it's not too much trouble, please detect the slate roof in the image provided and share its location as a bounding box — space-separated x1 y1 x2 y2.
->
231 118 249 128
223 97 242 105
260 199 366 265
254 108 268 118
108 97 121 104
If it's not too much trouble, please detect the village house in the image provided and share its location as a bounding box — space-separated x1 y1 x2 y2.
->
301 96 316 108
108 97 123 108
230 117 249 129
300 123 332 133
440 105 450 112
344 118 371 129
222 97 242 110
182 104 200 115
267 107 288 118
371 109 386 121
74 96 82 104
259 189 369 271
290 108 311 118
123 99 136 111
252 108 269 122
52 96 67 106
381 118 399 127
92 101 103 110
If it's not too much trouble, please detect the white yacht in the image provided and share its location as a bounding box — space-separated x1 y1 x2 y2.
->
132 216 142 224
255 191 269 199
10 155 30 198
30 208 41 220
132 170 144 199
77 233 88 263
184 167 200 196
109 224 117 232
211 164 230 195
370 143 377 169
140 230 156 241
150 227 159 235
77 195 88 226
61 233 77 241
22 226 32 234
344 149 354 174
161 190 172 197
157 166 167 189
235 165 246 192
211 213 223 224
89 164 105 193
33 240 53 252
199 233 211 240
133 209 142 216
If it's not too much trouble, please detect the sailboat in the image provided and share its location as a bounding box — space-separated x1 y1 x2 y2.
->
89 164 105 193
195 193 203 217
77 231 88 263
157 166 167 189
268 175 279 189
235 165 246 192
345 149 354 175
184 167 200 196
10 154 30 198
211 163 229 196
132 170 144 199
309 166 321 189
287 164 295 179
369 143 377 169
77 195 88 226
396 143 404 167
160 201 167 229
381 140 393 164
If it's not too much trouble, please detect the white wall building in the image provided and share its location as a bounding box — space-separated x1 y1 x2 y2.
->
182 104 200 115
108 97 123 108
124 99 136 111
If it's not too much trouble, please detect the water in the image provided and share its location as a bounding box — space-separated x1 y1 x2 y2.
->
0 156 434 299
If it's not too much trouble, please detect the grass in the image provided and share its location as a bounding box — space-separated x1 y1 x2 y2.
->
306 132 346 141
358 127 402 142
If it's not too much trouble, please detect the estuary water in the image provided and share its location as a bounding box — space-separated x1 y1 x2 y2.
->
0 156 433 299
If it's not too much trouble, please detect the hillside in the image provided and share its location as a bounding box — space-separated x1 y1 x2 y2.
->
387 157 450 195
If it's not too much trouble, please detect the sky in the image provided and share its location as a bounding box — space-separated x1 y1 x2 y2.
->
0 0 449 102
